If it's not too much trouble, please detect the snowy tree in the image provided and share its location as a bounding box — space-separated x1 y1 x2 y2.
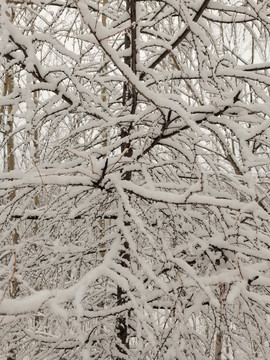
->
1 0 270 359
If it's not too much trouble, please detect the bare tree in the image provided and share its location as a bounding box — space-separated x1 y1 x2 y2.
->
1 1 270 359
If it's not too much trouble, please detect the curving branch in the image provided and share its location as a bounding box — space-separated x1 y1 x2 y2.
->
140 0 211 79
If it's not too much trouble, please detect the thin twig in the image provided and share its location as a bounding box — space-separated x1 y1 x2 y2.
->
33 162 49 197
106 134 147 174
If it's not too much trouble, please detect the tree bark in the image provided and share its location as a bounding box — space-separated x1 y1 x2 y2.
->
116 0 137 358
214 331 222 360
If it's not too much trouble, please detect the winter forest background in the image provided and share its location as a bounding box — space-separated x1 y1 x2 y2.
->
1 0 270 359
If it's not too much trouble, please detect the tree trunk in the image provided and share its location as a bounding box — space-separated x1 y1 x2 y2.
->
5 48 19 360
115 1 137 357
214 330 222 360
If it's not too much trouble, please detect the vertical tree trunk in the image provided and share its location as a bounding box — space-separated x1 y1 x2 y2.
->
116 0 137 357
214 331 222 360
214 283 227 360
6 76 19 290
5 50 19 360
99 0 108 260
3 12 19 360
33 89 40 236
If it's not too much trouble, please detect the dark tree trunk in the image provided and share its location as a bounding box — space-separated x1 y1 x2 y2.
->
115 0 137 358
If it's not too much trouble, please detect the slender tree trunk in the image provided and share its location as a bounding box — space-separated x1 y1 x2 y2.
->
5 49 19 360
99 0 108 260
3 11 19 360
116 1 137 357
214 283 227 360
214 331 222 360
6 74 19 285
0 52 16 360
